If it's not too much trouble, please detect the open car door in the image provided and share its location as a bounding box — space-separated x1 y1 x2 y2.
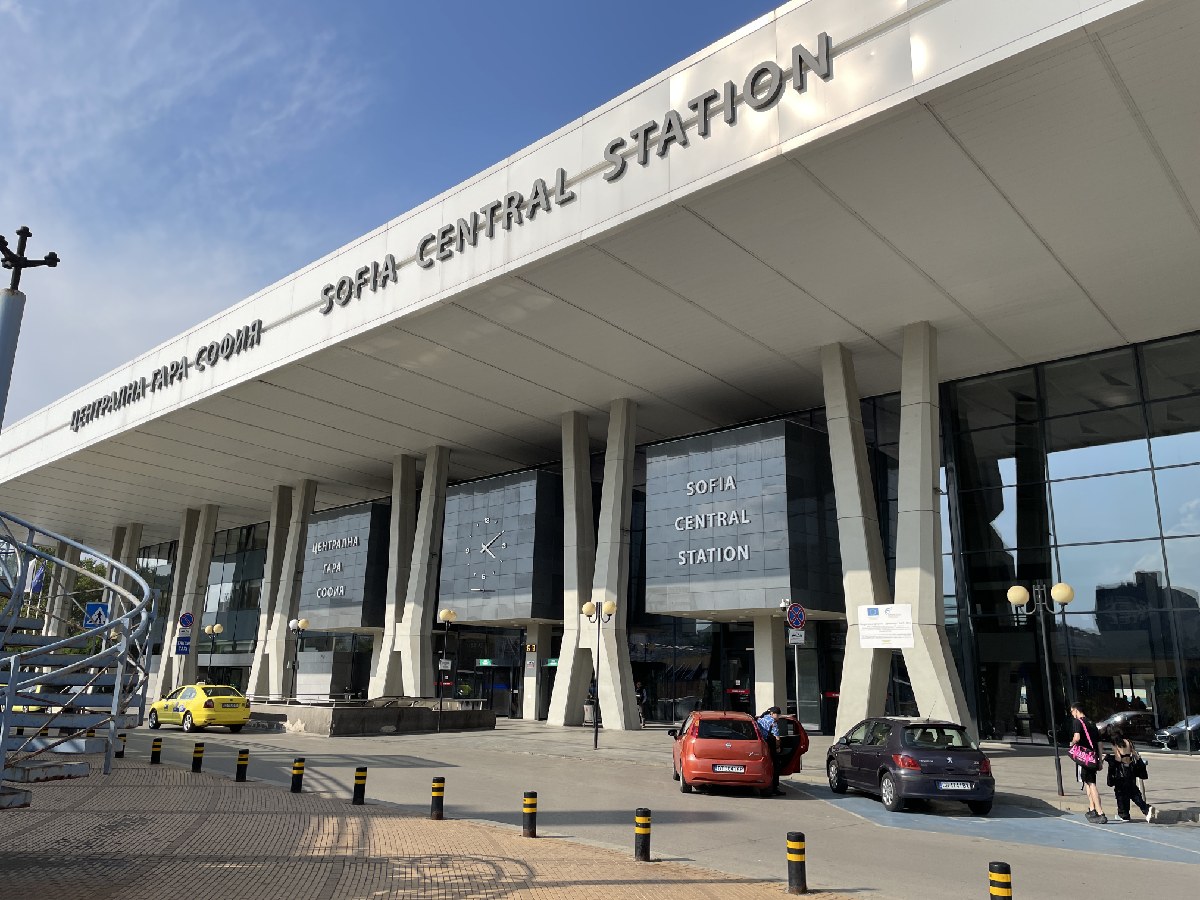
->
776 715 810 775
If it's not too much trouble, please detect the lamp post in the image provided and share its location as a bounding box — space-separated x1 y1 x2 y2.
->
0 226 59 430
203 623 224 681
437 608 457 733
288 618 309 701
1007 581 1075 796
583 599 617 750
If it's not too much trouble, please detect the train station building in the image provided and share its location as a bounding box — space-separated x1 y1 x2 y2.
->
3 0 1198 741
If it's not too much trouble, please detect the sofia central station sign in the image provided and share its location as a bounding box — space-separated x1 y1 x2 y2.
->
318 34 833 317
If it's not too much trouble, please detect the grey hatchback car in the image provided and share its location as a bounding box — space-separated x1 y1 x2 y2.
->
826 717 995 815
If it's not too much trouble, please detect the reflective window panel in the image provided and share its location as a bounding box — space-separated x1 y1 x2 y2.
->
1045 407 1149 480
1050 472 1160 544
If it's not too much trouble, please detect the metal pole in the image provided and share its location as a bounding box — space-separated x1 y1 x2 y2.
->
1035 584 1065 796
438 621 448 734
593 613 602 751
793 642 801 722
0 288 27 430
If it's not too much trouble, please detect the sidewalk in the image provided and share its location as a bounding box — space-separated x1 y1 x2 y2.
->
0 757 856 900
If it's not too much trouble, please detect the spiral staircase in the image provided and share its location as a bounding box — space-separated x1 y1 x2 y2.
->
0 512 153 809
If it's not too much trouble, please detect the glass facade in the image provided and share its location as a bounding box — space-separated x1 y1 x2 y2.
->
945 333 1200 748
136 540 177 655
201 522 268 654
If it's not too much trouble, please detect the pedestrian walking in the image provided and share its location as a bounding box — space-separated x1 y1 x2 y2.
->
635 681 649 728
1069 701 1107 824
1105 726 1155 822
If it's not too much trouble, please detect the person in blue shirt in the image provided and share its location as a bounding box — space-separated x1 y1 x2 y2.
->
756 706 785 796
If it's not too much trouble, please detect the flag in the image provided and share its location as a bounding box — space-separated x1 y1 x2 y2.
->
27 563 45 595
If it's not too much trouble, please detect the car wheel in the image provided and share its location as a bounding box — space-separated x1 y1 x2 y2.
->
148 710 160 729
672 763 680 782
880 773 905 812
827 759 847 794
680 772 693 794
967 800 993 816
182 712 196 733
228 724 244 734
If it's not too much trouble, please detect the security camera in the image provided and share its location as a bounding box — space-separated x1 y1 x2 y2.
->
778 598 790 609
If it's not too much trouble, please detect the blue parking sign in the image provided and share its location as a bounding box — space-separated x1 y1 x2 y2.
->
175 635 192 656
83 602 109 628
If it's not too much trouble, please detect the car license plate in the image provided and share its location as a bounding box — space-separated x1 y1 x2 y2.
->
713 764 745 773
222 703 241 708
939 780 973 791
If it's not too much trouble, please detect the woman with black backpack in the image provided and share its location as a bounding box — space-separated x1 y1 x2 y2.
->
1106 726 1155 822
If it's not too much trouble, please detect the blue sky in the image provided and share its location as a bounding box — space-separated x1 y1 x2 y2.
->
0 0 782 423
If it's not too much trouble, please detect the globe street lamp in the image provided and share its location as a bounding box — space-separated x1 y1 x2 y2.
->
288 618 309 701
437 608 457 733
203 623 224 681
582 599 617 750
1007 581 1074 796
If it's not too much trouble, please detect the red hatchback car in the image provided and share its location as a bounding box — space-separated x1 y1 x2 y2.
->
669 710 808 796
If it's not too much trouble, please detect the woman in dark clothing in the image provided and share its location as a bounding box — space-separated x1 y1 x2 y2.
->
1106 727 1154 822
1070 701 1106 824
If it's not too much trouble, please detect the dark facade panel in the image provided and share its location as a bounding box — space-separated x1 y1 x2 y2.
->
298 502 390 630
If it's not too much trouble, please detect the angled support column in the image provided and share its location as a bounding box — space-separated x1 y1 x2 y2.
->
821 344 892 735
266 480 317 699
547 412 597 727
396 446 450 699
149 509 200 700
368 455 419 698
593 399 639 731
245 486 294 698
44 541 79 638
171 505 219 689
753 615 787 713
894 322 972 732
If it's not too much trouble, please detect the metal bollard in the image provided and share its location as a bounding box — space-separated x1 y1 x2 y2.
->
989 862 1012 898
115 733 126 759
634 807 652 862
150 737 162 765
15 727 22 736
786 831 807 895
291 758 305 793
431 777 445 820
235 749 249 782
522 791 538 838
38 726 49 737
352 766 367 805
86 728 95 738
191 742 205 773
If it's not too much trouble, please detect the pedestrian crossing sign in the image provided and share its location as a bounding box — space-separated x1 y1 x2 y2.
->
83 602 110 628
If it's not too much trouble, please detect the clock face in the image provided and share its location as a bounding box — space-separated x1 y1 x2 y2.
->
462 515 508 590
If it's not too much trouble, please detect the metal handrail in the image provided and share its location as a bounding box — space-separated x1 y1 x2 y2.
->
1 511 152 776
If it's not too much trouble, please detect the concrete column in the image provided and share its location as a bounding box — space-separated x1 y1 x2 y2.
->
44 541 80 638
821 343 892 735
894 322 973 731
753 615 787 713
521 622 554 720
368 455 419 697
266 480 317 699
593 399 639 731
547 412 596 727
148 509 200 700
396 447 450 699
245 486 293 698
172 505 219 689
117 523 143 603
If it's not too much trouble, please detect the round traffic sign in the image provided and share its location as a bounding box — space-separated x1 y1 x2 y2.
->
179 612 195 628
786 603 806 629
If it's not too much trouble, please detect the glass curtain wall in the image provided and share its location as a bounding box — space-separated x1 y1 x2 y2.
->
136 540 177 655
201 522 268 655
945 333 1200 749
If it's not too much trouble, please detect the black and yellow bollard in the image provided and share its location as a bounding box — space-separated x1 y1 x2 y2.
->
235 749 249 782
38 726 49 737
522 791 538 838
290 757 305 793
634 808 652 862
988 862 1012 898
115 733 126 759
86 728 96 738
15 727 23 736
150 737 162 765
352 766 367 805
431 777 445 820
191 742 205 773
786 831 807 895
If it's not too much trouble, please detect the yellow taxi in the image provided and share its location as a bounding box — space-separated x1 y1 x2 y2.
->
147 683 251 733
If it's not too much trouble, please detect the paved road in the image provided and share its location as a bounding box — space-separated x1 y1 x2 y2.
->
125 727 1198 899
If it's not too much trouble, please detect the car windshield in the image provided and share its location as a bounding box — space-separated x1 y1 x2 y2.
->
901 725 978 750
698 720 759 741
201 687 244 698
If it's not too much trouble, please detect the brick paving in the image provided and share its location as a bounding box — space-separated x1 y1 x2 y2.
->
0 761 856 899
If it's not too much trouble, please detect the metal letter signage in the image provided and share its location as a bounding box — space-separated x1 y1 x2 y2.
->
70 319 263 433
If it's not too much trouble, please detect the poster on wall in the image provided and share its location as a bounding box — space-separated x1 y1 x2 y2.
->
858 604 915 648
